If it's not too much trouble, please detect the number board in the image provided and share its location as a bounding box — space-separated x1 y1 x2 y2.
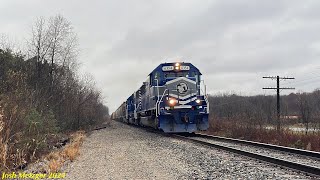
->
162 66 174 71
162 65 190 71
180 66 190 70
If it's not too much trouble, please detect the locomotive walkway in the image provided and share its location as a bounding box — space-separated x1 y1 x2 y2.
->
63 121 315 179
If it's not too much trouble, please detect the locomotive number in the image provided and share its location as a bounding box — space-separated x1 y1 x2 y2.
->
162 66 174 71
180 66 190 70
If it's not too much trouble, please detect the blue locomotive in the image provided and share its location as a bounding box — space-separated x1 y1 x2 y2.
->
111 62 209 133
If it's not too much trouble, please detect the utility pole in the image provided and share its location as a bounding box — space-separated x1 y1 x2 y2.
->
262 76 295 132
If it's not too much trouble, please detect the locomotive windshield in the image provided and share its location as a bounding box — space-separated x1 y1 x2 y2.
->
164 71 200 79
165 72 189 78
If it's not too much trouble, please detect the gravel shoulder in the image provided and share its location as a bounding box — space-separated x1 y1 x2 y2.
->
63 121 317 180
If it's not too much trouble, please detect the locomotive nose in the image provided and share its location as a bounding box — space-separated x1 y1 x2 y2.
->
165 78 198 106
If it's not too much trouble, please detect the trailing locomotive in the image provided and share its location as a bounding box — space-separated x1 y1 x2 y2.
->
111 62 209 133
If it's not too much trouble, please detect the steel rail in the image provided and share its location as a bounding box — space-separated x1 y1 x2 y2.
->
172 134 320 177
195 133 320 159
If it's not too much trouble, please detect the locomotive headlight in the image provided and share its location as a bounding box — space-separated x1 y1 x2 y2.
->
175 62 180 70
169 98 177 106
196 99 201 104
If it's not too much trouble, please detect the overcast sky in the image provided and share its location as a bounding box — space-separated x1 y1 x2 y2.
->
1 0 320 112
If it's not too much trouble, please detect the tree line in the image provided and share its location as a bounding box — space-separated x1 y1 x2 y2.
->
0 15 109 170
208 90 320 134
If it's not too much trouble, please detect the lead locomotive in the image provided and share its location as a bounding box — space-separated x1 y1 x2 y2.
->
112 62 209 133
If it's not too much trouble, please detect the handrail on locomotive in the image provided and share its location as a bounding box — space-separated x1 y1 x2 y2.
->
156 88 168 117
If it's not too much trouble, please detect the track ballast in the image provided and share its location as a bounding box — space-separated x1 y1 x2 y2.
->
172 133 320 177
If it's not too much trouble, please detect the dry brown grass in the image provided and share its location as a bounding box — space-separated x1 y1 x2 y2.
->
47 151 60 161
0 108 8 171
63 144 79 161
45 131 86 172
208 119 320 152
48 159 62 173
70 130 86 145
46 152 63 173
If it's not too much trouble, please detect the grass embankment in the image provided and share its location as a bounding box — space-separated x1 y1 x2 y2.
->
37 131 86 173
208 120 320 152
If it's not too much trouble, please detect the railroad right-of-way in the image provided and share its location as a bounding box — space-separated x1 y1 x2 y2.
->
176 133 320 177
63 121 317 180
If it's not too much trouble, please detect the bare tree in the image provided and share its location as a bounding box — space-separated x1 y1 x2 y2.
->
0 34 14 51
311 89 320 132
28 15 78 86
47 15 78 86
297 92 313 134
28 17 52 78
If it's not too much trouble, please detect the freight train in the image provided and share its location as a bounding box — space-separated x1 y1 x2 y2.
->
111 62 209 133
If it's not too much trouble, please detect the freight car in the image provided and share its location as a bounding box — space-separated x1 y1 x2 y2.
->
112 62 209 133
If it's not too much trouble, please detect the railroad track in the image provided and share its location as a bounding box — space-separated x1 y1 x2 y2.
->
116 120 320 177
172 133 320 177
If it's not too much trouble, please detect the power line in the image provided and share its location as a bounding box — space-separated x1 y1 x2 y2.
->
283 76 320 87
281 67 320 87
262 76 295 132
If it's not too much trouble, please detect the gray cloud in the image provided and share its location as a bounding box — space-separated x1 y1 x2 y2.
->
1 0 320 111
